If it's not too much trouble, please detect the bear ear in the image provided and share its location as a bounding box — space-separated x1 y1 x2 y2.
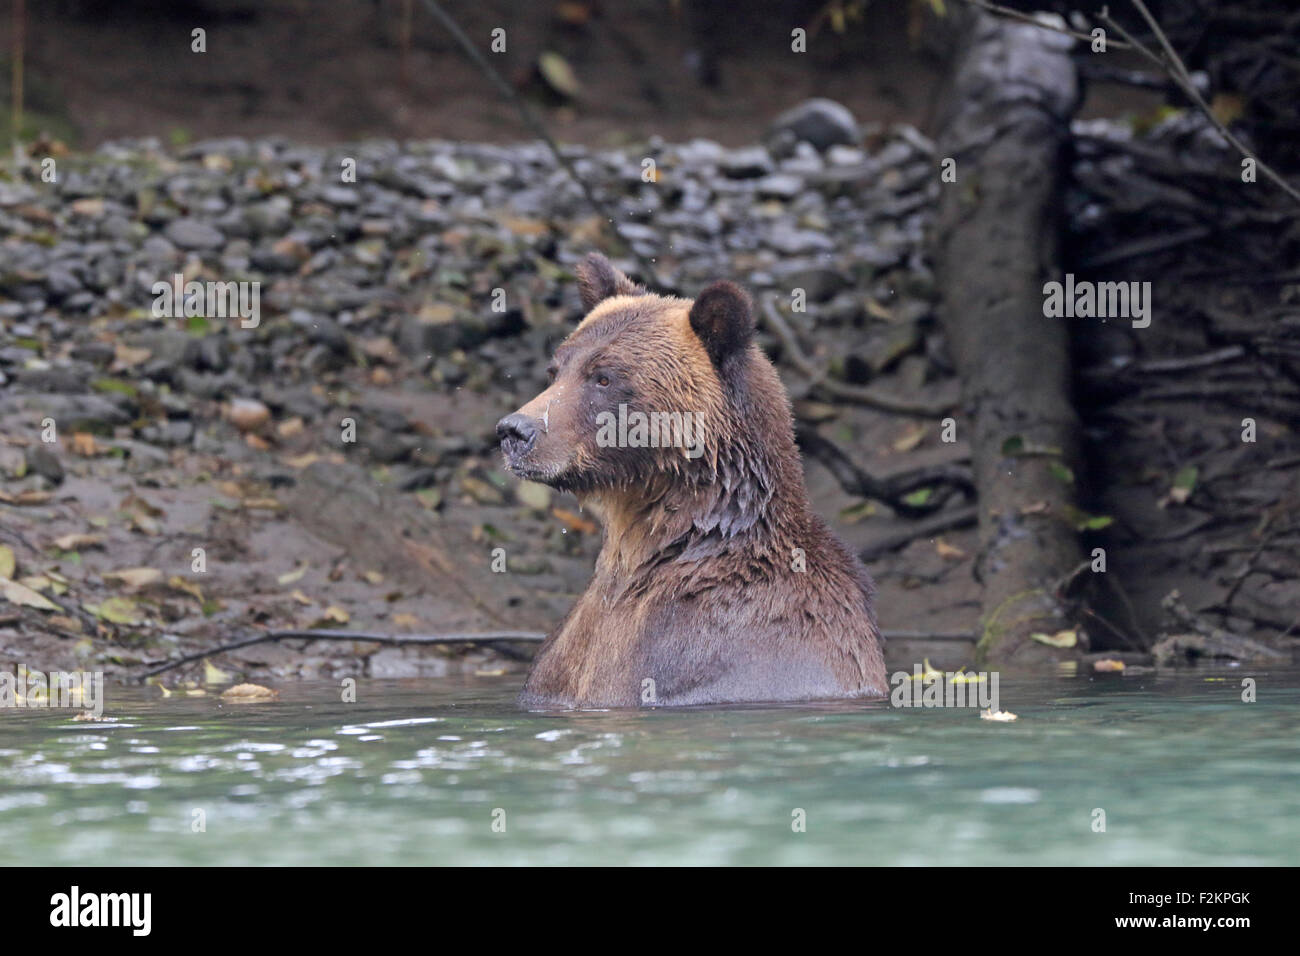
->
689 280 755 368
576 252 644 310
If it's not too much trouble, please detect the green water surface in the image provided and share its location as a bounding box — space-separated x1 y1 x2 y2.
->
1 666 1297 865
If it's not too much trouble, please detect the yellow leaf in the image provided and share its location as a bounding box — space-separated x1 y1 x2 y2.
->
864 299 895 321
1093 658 1126 673
1029 629 1077 648
0 545 14 580
323 605 350 624
1 578 58 611
892 423 926 453
277 563 309 585
203 659 233 684
94 596 142 625
538 51 581 98
167 576 204 601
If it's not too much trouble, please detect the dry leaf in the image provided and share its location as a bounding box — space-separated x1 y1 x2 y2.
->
1 578 58 611
1093 658 1126 673
278 563 308 585
71 432 98 456
221 682 279 701
892 423 927 453
934 538 967 561
93 596 142 625
103 567 162 589
167 576 204 601
241 496 280 509
0 489 53 505
981 709 1019 722
113 343 152 369
53 533 105 551
552 507 598 535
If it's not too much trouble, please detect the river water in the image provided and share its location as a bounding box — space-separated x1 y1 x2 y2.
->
2 666 1297 865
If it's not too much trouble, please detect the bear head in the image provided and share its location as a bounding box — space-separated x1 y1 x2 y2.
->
496 252 769 501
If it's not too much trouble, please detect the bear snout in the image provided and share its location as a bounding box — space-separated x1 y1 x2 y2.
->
496 412 540 461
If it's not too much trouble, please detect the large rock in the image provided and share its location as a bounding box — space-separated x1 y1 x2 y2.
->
766 98 861 155
163 218 226 250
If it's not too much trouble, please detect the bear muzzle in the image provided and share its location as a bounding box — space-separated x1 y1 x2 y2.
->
497 411 538 456
498 411 554 480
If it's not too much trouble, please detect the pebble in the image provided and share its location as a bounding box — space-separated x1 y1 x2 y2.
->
0 102 950 480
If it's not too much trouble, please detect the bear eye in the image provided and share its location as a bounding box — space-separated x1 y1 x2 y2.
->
595 373 610 388
546 363 558 383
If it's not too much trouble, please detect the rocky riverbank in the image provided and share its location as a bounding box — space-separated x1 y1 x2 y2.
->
1 102 981 685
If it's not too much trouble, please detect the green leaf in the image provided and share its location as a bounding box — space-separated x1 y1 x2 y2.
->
839 500 877 524
902 487 933 507
1048 461 1075 485
92 378 138 397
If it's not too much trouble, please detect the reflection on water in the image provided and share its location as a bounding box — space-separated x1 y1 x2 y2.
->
1 667 1297 865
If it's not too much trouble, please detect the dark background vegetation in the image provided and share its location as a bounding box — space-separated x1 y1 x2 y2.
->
2 0 1298 682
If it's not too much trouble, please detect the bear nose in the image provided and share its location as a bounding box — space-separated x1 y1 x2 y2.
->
496 412 539 447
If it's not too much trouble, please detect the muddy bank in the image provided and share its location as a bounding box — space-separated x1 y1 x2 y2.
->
1 115 982 686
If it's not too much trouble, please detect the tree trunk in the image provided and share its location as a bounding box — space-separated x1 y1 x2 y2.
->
931 11 1085 667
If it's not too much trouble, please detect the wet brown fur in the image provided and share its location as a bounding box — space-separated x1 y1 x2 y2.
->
502 253 886 708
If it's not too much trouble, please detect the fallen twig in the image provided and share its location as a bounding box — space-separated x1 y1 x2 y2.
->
859 506 979 561
1101 1 1300 206
136 621 978 682
137 629 547 680
796 424 974 518
759 297 958 417
1154 589 1286 662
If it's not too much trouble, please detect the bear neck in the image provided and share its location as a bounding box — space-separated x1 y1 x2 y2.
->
583 413 810 578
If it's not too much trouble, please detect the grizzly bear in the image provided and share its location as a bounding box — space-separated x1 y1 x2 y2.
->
497 253 886 708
